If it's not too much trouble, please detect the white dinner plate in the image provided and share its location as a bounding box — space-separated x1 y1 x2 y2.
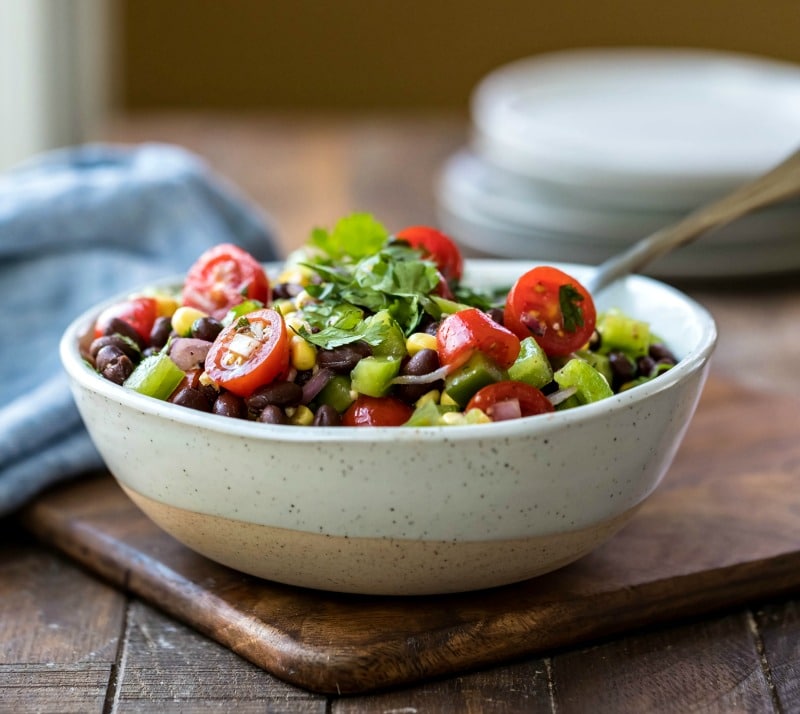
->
472 48 800 210
438 150 800 246
437 190 800 279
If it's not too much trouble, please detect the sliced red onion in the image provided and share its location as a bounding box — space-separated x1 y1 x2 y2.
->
301 368 335 404
391 364 452 386
488 398 522 422
168 338 212 371
547 386 577 406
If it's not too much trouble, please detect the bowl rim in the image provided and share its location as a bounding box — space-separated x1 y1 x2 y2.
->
60 259 717 444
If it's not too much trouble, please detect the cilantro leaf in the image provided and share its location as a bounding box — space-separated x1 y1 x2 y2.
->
559 284 585 332
308 213 389 261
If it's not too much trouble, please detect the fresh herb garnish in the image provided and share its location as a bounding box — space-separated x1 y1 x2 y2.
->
308 213 389 262
559 284 585 332
295 212 493 350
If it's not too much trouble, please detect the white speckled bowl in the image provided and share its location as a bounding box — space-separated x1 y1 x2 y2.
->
60 260 716 595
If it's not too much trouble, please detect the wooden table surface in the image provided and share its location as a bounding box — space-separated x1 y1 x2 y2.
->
3 113 799 713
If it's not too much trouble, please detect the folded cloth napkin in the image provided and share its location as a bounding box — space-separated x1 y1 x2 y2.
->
0 143 281 516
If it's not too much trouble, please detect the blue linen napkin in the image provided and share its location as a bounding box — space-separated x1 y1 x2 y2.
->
0 143 281 515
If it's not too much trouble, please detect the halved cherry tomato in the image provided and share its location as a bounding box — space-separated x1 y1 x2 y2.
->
436 308 520 370
205 308 289 397
504 266 596 357
94 296 158 341
466 381 554 421
395 226 464 283
183 243 270 319
342 395 413 427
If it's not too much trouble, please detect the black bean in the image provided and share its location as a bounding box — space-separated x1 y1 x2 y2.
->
608 351 636 385
103 317 146 351
102 354 134 385
246 381 303 411
191 316 223 342
649 343 677 363
485 308 505 326
149 316 173 350
272 283 303 300
313 404 341 426
588 330 602 351
395 349 443 403
637 355 656 377
424 320 440 337
403 349 440 376
213 391 246 419
293 369 314 387
95 345 125 373
169 386 212 412
89 334 140 363
316 342 373 373
258 405 287 424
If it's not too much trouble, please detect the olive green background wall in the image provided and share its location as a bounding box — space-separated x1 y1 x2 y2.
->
118 0 800 111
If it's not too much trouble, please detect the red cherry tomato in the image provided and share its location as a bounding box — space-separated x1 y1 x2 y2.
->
395 226 464 283
436 308 520 370
183 243 270 319
342 395 414 427
205 308 289 397
94 296 158 341
466 381 554 421
504 266 596 357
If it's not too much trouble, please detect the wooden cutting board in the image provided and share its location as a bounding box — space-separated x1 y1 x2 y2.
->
20 375 800 695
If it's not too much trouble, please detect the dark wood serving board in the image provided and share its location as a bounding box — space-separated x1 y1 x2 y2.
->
20 375 800 695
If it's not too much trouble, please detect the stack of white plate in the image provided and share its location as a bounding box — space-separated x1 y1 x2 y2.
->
436 48 800 278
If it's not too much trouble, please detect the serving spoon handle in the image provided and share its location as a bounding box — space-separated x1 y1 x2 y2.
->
585 146 800 294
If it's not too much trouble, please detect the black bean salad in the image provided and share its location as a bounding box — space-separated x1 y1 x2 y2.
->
84 214 677 426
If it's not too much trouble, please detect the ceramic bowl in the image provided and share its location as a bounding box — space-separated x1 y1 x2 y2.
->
60 260 716 595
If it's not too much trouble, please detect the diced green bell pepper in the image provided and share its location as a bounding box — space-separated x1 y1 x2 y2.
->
574 349 613 386
597 309 650 358
351 356 402 397
508 337 553 388
405 400 446 426
124 352 185 400
314 375 354 413
430 295 472 315
554 358 613 405
443 352 507 407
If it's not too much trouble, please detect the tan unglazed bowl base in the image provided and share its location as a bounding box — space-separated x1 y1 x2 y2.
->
123 485 640 595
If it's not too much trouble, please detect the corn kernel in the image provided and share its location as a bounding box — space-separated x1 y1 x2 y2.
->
288 404 314 426
415 389 441 408
171 306 208 336
198 372 219 389
293 289 315 310
290 335 317 371
440 392 459 407
277 264 315 286
153 294 180 318
440 411 467 426
405 332 438 356
274 299 297 317
284 315 310 334
464 408 492 424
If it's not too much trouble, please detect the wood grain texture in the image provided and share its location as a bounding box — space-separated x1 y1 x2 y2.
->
110 601 326 713
334 659 552 713
756 601 800 713
0 524 126 713
551 612 775 713
19 375 800 694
